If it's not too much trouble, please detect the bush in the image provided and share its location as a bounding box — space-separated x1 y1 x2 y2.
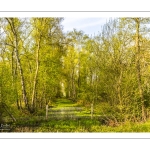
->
76 99 85 106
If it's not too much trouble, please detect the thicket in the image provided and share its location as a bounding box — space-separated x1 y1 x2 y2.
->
1 17 150 126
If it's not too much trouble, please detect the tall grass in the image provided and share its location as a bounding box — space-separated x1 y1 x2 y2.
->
9 118 150 132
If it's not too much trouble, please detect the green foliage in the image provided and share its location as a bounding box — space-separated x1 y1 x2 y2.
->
1 17 150 132
9 117 150 132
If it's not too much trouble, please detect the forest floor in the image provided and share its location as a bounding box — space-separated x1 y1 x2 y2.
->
2 99 150 132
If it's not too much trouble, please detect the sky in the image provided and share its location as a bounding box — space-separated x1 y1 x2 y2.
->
61 17 111 36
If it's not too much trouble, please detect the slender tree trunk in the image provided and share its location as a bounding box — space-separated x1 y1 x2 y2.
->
78 53 81 99
31 38 40 111
135 18 146 121
15 39 29 108
2 103 16 122
68 79 71 98
117 68 123 112
6 18 29 109
71 69 76 101
12 48 21 109
95 72 98 102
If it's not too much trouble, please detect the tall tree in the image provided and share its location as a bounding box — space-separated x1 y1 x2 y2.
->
5 18 29 109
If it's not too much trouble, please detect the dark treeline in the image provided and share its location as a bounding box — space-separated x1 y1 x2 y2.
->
1 17 150 123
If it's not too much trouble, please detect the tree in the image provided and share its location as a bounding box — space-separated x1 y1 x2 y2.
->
5 18 29 110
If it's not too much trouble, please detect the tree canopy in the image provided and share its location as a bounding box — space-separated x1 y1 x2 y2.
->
1 17 150 123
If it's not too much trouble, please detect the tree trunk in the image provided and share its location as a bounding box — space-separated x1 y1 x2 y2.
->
135 18 146 121
15 38 29 108
31 38 40 111
117 68 123 112
6 18 29 110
